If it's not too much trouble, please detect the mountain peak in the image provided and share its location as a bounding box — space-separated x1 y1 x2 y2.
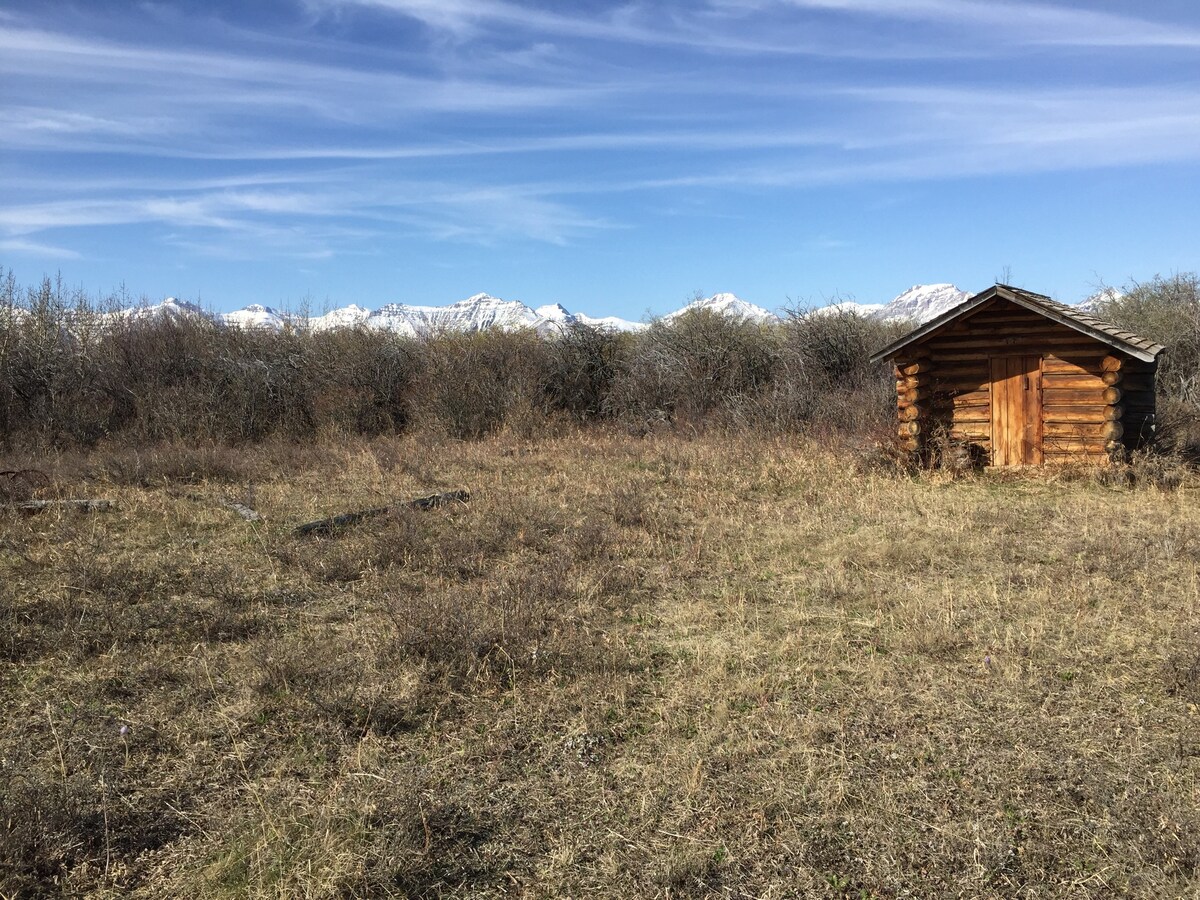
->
664 293 778 324
873 283 970 323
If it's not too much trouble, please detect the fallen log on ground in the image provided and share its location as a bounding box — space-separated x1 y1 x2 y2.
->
294 489 470 537
220 500 262 522
8 499 115 513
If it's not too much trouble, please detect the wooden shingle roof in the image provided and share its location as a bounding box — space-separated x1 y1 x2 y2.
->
870 284 1166 364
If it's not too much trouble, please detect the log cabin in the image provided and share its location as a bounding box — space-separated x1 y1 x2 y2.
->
870 284 1165 466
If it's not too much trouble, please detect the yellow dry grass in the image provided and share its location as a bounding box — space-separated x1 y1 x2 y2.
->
2 431 1199 898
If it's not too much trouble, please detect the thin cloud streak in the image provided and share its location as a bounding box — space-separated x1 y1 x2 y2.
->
772 0 1200 47
0 238 82 260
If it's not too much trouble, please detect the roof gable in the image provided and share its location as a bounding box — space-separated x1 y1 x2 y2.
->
870 284 1165 364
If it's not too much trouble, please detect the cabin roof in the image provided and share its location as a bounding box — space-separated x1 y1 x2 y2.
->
869 284 1166 364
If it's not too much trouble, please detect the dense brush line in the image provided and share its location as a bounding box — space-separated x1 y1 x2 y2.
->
0 272 904 448
2 271 1198 451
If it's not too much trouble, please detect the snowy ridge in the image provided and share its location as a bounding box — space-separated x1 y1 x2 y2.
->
110 297 210 323
97 284 1105 336
1077 287 1122 312
808 300 886 318
663 292 778 324
872 284 972 324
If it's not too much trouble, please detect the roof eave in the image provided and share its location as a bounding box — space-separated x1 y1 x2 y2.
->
870 285 1163 365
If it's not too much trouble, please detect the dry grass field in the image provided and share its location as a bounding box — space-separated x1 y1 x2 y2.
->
2 432 1199 898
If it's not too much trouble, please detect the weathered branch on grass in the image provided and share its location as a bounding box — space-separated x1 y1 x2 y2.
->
8 499 115 513
220 500 262 522
294 489 470 537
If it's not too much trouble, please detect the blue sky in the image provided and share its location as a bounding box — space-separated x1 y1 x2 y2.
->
3 0 1200 318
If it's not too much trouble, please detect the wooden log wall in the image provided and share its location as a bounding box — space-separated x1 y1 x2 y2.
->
891 297 1156 465
893 351 933 454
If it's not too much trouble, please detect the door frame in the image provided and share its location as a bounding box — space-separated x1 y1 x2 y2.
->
989 354 1044 466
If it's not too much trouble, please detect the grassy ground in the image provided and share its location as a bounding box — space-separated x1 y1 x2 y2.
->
2 432 1199 898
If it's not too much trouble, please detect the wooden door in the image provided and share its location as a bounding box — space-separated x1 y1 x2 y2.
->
989 356 1043 466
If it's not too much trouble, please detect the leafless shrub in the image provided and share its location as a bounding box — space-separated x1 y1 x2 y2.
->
410 330 552 439
542 322 629 422
767 308 905 435
308 327 421 435
608 308 777 431
1097 274 1200 453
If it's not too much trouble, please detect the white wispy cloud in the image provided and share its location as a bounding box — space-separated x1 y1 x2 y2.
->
315 0 1200 52
771 0 1200 47
0 238 82 260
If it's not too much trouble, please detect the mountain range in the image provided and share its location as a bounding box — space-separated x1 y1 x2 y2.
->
108 283 1111 335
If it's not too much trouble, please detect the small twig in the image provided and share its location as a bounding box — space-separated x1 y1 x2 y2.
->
45 702 67 780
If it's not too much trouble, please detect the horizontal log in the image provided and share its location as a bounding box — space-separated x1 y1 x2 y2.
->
1043 358 1102 377
899 404 921 422
931 346 1111 363
929 359 989 372
1101 370 1122 386
930 379 991 394
1041 438 1109 453
951 408 990 424
1042 374 1106 390
896 361 934 377
949 427 990 441
1041 388 1121 405
1119 376 1156 393
930 387 989 401
896 376 919 392
1100 355 1125 373
8 499 115 513
947 326 1085 341
295 490 470 537
930 382 989 396
1042 414 1106 426
898 421 920 437
962 314 1074 327
1120 385 1155 398
1042 405 1122 424
931 395 989 410
1042 391 1109 406
923 336 1118 353
1044 422 1123 440
897 387 927 404
1046 451 1108 465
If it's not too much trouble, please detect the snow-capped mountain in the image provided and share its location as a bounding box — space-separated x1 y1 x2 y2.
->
575 312 646 332
250 292 649 335
310 304 371 330
808 300 887 318
110 296 209 323
662 292 779 324
222 304 293 330
872 283 971 324
369 293 545 335
1077 287 1122 312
